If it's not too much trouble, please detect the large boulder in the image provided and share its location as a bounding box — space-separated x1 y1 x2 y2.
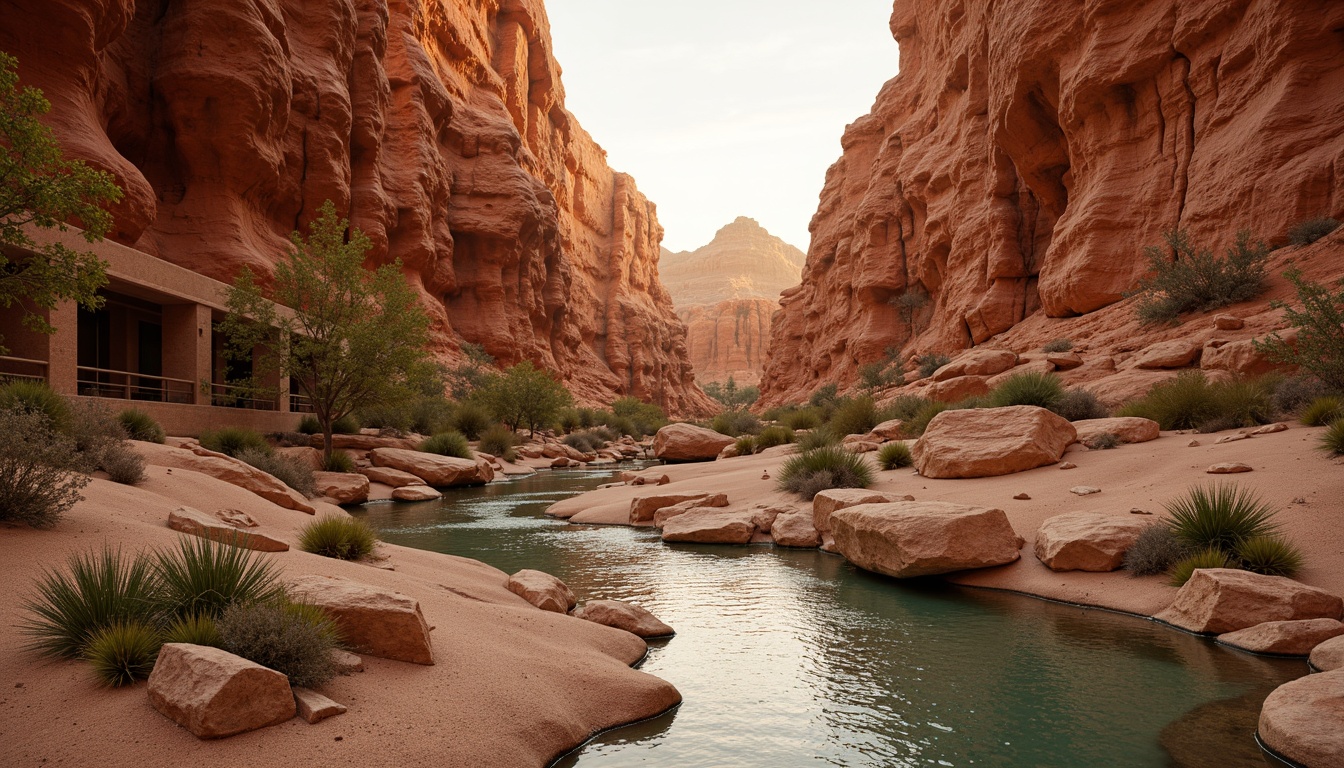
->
167 507 288 552
1310 635 1344 672
811 489 914 535
770 507 821 548
1258 670 1344 768
1217 618 1344 656
867 419 905 441
369 448 493 487
1133 339 1201 369
652 494 729 528
629 491 722 524
925 375 991 404
651 423 735 462
1202 334 1292 377
359 465 426 488
912 406 1077 478
1155 569 1344 634
138 443 316 514
313 471 370 505
572 600 674 638
288 574 435 664
831 502 1022 578
147 644 295 739
1071 417 1161 445
660 508 757 544
1033 512 1152 572
931 348 1018 381
392 485 442 502
506 569 577 613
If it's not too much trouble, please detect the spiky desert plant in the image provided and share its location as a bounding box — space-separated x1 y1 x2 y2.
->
1169 547 1232 587
298 515 378 561
827 396 879 437
988 371 1065 409
1301 396 1344 427
876 442 913 470
1165 483 1279 553
754 425 795 450
419 430 472 459
902 400 953 438
781 408 822 431
20 546 161 659
162 612 222 648
1320 418 1344 456
797 427 840 451
322 451 355 473
199 426 271 458
732 435 756 456
117 409 165 443
777 446 874 500
478 423 519 461
83 620 162 687
0 379 71 431
1234 535 1305 578
153 536 283 620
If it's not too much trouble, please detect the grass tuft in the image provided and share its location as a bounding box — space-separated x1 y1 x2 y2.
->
419 430 472 459
1123 525 1188 577
1320 418 1344 456
776 446 874 500
20 547 162 659
1301 396 1344 427
84 620 162 687
154 535 283 620
1165 483 1279 552
987 371 1064 409
1169 547 1232 587
200 427 271 458
299 515 378 561
876 442 913 470
162 612 223 647
754 425 795 450
1234 535 1304 578
117 409 165 443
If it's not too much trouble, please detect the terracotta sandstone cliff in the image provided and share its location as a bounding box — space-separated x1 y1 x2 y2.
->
660 218 804 387
761 0 1344 405
0 0 714 415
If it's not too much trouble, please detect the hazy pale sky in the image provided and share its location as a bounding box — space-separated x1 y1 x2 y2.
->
546 1 899 253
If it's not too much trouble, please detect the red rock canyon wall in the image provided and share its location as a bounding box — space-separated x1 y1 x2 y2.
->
761 0 1344 406
0 0 714 415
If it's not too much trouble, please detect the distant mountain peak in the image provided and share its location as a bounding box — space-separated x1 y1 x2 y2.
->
660 218 805 307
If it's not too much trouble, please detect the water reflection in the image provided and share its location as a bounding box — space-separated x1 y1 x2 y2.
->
353 468 1304 768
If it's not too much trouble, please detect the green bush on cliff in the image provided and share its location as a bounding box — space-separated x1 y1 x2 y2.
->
1132 229 1269 324
1051 389 1108 421
916 353 952 379
1254 269 1344 391
1287 217 1340 246
777 446 874 500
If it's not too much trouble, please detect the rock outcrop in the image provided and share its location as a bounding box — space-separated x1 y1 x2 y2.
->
759 0 1344 406
912 406 1076 479
1258 671 1344 768
288 574 435 665
369 448 493 487
660 218 805 387
651 424 735 463
1217 618 1344 656
1033 512 1152 572
1 0 713 415
147 644 295 739
505 569 576 614
830 501 1022 578
572 600 674 638
1156 569 1344 634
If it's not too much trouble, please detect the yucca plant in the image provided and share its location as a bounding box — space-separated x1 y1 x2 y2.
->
754 425 795 450
1322 419 1344 456
84 620 162 687
298 515 378 561
1301 396 1344 427
1165 483 1279 552
777 446 875 500
1235 535 1305 578
796 427 840 451
419 430 472 459
732 435 757 456
20 547 162 659
876 441 913 470
162 612 223 647
154 536 283 620
1169 547 1232 587
987 371 1065 409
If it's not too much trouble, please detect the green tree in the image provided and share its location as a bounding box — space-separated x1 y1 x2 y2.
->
0 52 120 352
219 200 431 461
1254 269 1344 390
476 361 573 434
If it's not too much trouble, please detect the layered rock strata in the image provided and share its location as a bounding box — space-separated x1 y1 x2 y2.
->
661 217 805 386
1 0 712 414
761 0 1344 405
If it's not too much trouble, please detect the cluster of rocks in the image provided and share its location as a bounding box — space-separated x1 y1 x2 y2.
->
515 434 644 468
147 575 433 739
505 569 674 639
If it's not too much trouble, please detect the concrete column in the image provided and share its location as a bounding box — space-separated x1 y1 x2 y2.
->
46 300 79 396
162 303 212 404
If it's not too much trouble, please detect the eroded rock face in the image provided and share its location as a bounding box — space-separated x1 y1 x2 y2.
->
1072 417 1160 445
167 506 289 552
831 501 1022 578
147 644 295 739
506 569 576 614
651 424 735 463
369 448 493 487
1156 569 1344 634
288 574 435 665
1033 512 1152 572
313 471 370 505
1258 670 1344 768
572 600 674 638
1 0 713 416
770 507 821 548
811 489 913 536
759 1 1344 406
912 406 1077 479
139 443 316 514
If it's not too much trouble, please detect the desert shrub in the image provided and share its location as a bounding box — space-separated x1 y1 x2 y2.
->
235 447 315 497
1133 229 1269 324
0 380 70 431
478 423 518 461
0 406 90 527
1299 395 1344 426
117 409 165 443
331 414 360 434
575 408 598 429
733 435 757 456
987 371 1064 409
599 414 637 437
611 397 668 437
883 395 931 422
1123 525 1188 577
1085 432 1121 450
200 426 272 458
902 400 953 438
776 446 874 500
297 415 322 434
357 402 411 433
216 600 337 689
408 397 455 435
1042 338 1074 353
321 451 355 473
420 430 472 459
755 425 794 450
780 408 822 431
1207 376 1275 429
857 359 904 392
154 536 283 620
66 399 130 472
101 443 146 485
1165 483 1278 553
827 396 879 438
809 383 840 409
1273 375 1332 415
1321 418 1344 456
450 401 493 439
1287 217 1340 246
916 353 952 379
1234 535 1304 578
84 620 162 687
556 408 581 433
797 428 840 451
1169 547 1232 587
1051 389 1108 421
876 442 913 470
20 547 162 660
298 515 378 561
162 613 222 648
562 430 610 453
711 409 761 437
1257 270 1344 391
1116 372 1271 431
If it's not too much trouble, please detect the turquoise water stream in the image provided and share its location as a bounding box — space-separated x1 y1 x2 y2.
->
352 467 1302 768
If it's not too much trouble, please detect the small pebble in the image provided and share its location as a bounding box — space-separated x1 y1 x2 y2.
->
1129 508 1153 515
1058 462 1077 470
1187 439 1201 447
1207 462 1253 474
1070 486 1101 496
1013 493 1031 500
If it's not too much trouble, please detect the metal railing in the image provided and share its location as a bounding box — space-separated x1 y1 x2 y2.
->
210 382 279 411
0 355 48 384
77 366 194 404
289 393 315 413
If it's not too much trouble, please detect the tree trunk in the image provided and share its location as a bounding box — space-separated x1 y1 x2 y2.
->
322 427 334 465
